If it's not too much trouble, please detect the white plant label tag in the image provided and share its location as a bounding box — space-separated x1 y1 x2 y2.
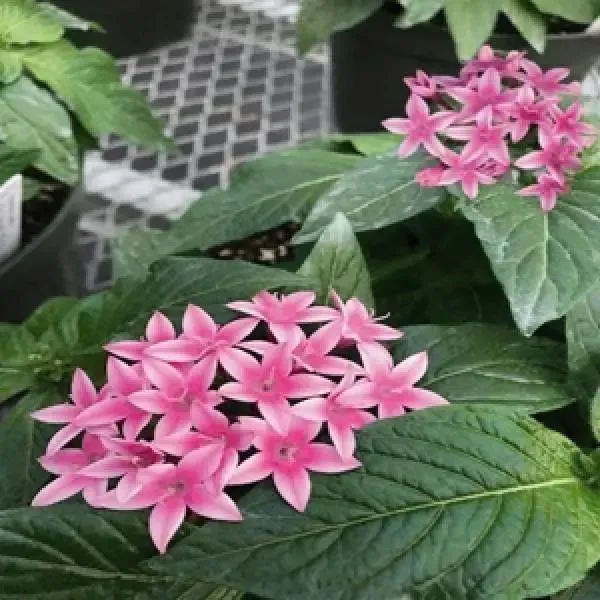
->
0 174 22 263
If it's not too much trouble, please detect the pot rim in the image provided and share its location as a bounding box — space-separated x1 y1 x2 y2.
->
0 186 78 280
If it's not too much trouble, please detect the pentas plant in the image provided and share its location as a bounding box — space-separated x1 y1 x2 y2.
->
30 291 446 554
383 46 597 211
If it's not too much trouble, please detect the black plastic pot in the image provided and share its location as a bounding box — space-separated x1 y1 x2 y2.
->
53 0 196 58
331 9 600 132
0 189 81 324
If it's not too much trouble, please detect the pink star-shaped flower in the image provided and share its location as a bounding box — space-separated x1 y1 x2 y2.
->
515 127 581 178
293 374 376 459
549 102 596 148
31 369 118 454
330 291 403 347
415 164 446 187
129 356 222 438
342 343 447 419
460 46 524 78
229 416 360 512
404 70 437 98
104 312 177 362
445 106 510 164
32 434 110 507
227 291 337 342
504 84 557 142
437 147 496 199
518 172 569 212
382 93 455 158
105 446 241 553
519 59 581 96
219 345 333 434
145 304 258 364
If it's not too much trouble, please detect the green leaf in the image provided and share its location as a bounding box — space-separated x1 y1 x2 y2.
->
0 388 62 509
0 144 38 185
297 0 383 54
113 228 174 280
460 170 600 336
566 280 600 439
445 0 501 60
294 151 446 244
0 0 63 45
396 324 572 413
24 297 80 338
147 405 600 599
0 75 78 184
396 0 444 28
530 0 596 23
37 2 102 31
165 147 361 256
330 133 400 156
554 566 600 599
0 325 36 402
23 41 169 149
299 213 374 307
502 0 547 53
0 47 22 83
0 504 171 597
136 580 244 600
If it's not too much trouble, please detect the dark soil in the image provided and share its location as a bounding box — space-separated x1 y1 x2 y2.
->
21 181 70 248
207 221 301 266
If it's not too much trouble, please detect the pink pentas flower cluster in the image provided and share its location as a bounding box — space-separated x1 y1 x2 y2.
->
30 291 447 553
383 46 596 211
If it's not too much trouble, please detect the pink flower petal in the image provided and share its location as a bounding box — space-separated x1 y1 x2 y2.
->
292 397 328 422
106 357 143 396
286 373 334 398
31 474 87 506
218 347 260 382
103 340 148 361
30 404 79 424
268 322 304 344
142 358 186 398
273 467 311 512
79 456 131 478
378 400 406 419
146 338 203 362
390 351 428 387
38 449 88 475
46 424 82 455
83 479 108 508
187 355 218 394
122 411 153 441
328 422 356 460
396 388 448 410
177 446 223 483
146 312 176 343
303 443 361 473
150 496 187 553
75 398 130 427
226 300 265 319
405 93 429 120
128 390 171 414
382 117 410 134
258 400 292 435
229 453 272 485
358 342 394 379
71 368 97 408
115 471 143 503
183 304 218 339
155 412 193 439
283 291 316 311
218 382 259 404
186 489 243 522
218 317 259 345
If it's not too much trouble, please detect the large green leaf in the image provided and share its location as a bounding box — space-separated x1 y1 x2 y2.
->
396 0 444 28
0 75 78 184
136 580 244 600
502 0 547 53
294 151 446 244
23 41 168 148
396 324 572 413
37 2 101 31
445 0 502 60
566 280 600 440
165 147 361 254
297 0 383 54
147 405 600 599
554 566 600 599
23 297 80 339
0 47 22 83
0 144 38 185
461 170 600 336
0 504 171 598
530 0 597 22
0 388 62 509
299 213 374 307
0 0 63 45
330 133 400 157
0 325 36 402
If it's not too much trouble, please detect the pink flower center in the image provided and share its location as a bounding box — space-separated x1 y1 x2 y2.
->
167 481 186 495
278 445 298 461
261 379 274 392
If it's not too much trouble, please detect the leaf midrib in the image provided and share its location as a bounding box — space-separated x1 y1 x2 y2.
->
175 476 578 562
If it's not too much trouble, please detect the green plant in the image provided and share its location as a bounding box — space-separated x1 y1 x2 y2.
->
0 0 168 190
297 0 600 60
